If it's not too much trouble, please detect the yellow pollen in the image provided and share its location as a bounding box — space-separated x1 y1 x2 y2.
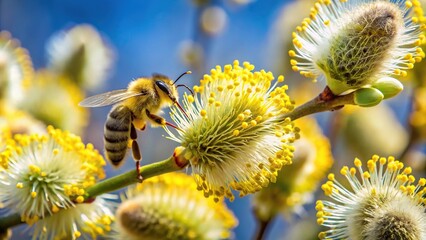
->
31 191 37 198
419 178 426 186
76 196 85 203
250 120 257 126
406 0 413 7
233 130 240 136
224 64 232 73
363 171 370 179
187 95 194 103
413 16 419 23
29 164 41 174
241 122 249 129
318 232 327 239
324 19 330 25
52 205 59 213
16 182 24 188
403 167 412 174
394 69 401 75
367 163 375 173
215 101 221 107
290 60 298 66
407 185 416 194
52 148 59 155
74 231 81 238
95 226 104 234
354 158 362 167
340 166 348 175
200 109 207 117
277 75 284 82
78 189 85 195
238 113 245 121
316 200 324 209
288 50 296 57
398 174 408 182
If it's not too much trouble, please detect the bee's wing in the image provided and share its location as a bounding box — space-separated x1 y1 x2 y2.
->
79 89 146 107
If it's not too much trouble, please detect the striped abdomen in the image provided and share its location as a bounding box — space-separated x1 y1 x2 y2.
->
104 105 132 167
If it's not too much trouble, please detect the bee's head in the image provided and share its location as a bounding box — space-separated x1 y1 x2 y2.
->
153 71 192 117
154 77 178 103
154 71 192 101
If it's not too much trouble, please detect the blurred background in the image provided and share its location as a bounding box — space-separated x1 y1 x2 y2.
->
1 0 425 239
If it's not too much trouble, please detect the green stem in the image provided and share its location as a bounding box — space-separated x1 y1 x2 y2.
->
0 155 187 231
85 156 180 198
280 89 356 121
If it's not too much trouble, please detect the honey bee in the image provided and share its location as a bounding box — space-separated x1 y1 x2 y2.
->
79 71 192 181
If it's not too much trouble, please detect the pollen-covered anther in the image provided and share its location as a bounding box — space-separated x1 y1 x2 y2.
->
164 61 296 201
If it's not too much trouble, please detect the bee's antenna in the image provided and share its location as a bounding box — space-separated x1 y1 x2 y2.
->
176 84 194 96
173 71 192 84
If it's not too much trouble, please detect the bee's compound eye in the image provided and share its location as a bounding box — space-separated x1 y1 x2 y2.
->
155 81 171 95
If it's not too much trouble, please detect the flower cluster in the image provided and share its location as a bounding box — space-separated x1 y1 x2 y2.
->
316 155 426 239
165 61 297 201
0 126 111 239
47 24 114 90
290 0 426 96
114 172 237 240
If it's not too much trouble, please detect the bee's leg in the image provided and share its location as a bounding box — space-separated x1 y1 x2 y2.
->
130 123 143 182
135 160 143 183
134 119 147 131
145 109 180 130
